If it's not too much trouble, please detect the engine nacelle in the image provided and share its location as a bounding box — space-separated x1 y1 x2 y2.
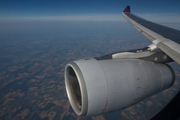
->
65 58 175 116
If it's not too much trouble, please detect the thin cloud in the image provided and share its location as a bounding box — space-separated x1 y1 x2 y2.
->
28 15 124 21
1 13 180 23
0 14 125 22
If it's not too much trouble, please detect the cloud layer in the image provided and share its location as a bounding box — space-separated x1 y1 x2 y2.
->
1 13 180 23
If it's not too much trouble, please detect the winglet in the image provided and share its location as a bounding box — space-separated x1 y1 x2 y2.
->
123 6 130 12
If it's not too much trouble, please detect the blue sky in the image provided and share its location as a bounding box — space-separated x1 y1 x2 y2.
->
0 0 180 23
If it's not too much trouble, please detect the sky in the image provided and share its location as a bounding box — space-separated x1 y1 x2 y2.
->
0 0 180 23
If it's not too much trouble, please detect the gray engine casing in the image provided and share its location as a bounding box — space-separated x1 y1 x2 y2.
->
65 58 175 116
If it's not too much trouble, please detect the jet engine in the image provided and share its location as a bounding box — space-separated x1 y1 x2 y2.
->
65 58 175 116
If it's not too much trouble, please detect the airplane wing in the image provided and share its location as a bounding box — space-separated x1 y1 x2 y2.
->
65 6 177 116
122 6 180 65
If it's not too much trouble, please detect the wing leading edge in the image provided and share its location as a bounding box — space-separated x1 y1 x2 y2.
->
122 6 180 65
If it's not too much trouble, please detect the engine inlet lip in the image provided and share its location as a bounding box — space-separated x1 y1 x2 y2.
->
65 62 88 116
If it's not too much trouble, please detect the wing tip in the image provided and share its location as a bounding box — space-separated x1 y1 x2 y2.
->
123 6 130 12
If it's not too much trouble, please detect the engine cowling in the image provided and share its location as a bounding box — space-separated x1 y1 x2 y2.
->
65 58 175 116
